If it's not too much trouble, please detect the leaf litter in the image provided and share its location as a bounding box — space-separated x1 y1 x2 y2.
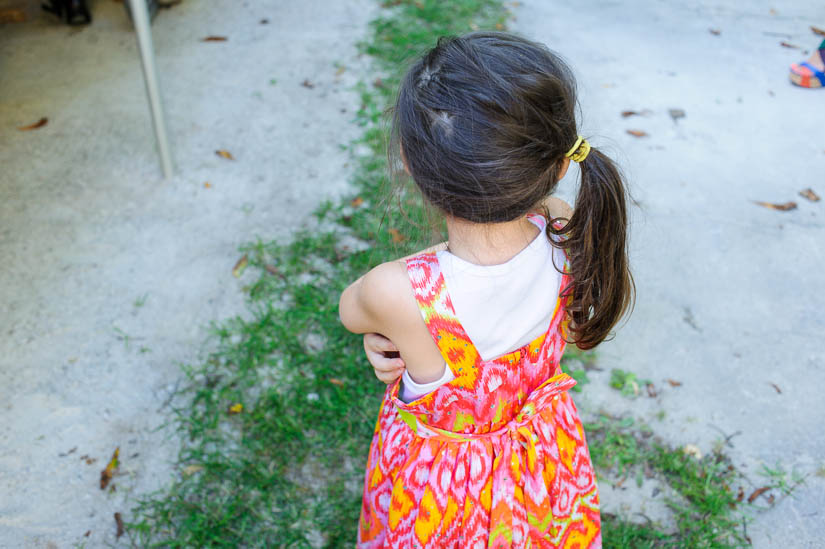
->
799 188 820 202
17 117 48 131
100 447 119 490
626 129 648 138
752 201 797 211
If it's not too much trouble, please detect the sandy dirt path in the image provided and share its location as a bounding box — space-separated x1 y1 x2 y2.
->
0 0 374 546
513 1 825 546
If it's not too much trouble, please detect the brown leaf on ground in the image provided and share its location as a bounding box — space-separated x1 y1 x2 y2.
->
752 200 797 211
17 117 48 131
387 228 405 243
114 512 125 538
666 379 682 387
748 486 771 503
0 9 26 23
626 129 648 137
350 196 364 207
228 403 243 414
779 41 800 49
203 182 212 189
232 254 248 278
646 383 657 397
769 382 782 394
812 26 825 37
799 188 820 202
329 378 345 387
215 149 234 160
301 79 315 89
621 110 639 117
80 454 97 465
201 36 228 42
736 487 745 502
709 28 721 35
100 447 119 490
767 494 775 504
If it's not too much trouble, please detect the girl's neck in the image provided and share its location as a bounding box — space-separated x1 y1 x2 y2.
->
445 214 540 266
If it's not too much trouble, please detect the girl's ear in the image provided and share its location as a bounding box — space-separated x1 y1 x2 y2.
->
400 142 411 175
558 157 571 181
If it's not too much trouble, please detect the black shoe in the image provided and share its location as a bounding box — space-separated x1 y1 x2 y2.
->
42 0 92 26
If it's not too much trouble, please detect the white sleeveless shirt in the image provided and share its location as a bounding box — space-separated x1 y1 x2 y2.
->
401 216 565 402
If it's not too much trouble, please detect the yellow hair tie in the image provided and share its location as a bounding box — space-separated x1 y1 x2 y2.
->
564 136 591 163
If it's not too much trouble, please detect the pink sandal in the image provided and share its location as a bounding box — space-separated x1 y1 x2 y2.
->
790 39 825 88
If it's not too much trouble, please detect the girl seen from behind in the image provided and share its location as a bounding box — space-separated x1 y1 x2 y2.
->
339 31 633 548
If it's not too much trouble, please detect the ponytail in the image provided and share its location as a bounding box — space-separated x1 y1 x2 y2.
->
548 147 634 350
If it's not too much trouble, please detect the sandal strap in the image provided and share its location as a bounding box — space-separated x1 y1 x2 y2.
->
799 62 825 86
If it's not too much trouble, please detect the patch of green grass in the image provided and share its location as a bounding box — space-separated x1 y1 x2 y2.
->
128 1 508 547
586 413 749 548
609 367 651 398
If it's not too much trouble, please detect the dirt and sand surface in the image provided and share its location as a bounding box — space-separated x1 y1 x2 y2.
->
1 0 823 547
0 0 374 546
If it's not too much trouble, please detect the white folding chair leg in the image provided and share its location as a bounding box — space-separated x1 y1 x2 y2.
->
129 0 174 179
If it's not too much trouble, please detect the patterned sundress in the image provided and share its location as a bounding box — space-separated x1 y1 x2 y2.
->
358 215 601 548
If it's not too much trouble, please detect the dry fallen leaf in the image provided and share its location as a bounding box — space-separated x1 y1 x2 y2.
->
0 9 26 23
812 26 825 37
748 486 770 503
709 28 721 36
387 228 405 243
201 36 228 42
228 403 243 414
301 79 315 89
350 196 364 207
626 129 648 137
683 444 702 459
203 182 212 189
799 188 820 202
17 117 48 131
182 464 204 476
753 201 797 211
84 530 91 537
215 149 234 160
768 382 782 394
100 447 119 490
114 512 125 539
329 378 345 387
736 487 745 502
621 110 639 117
232 254 248 278
779 41 799 49
666 379 682 387
646 383 657 398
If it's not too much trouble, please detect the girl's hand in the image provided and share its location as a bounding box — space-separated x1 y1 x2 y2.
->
363 333 405 384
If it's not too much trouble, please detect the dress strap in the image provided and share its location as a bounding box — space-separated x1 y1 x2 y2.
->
404 253 481 378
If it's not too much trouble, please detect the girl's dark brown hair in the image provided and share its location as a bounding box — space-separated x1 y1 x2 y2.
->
390 31 633 349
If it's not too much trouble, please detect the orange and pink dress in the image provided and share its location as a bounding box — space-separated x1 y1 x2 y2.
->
357 217 601 548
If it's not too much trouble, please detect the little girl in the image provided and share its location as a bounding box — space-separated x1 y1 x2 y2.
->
339 31 632 548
